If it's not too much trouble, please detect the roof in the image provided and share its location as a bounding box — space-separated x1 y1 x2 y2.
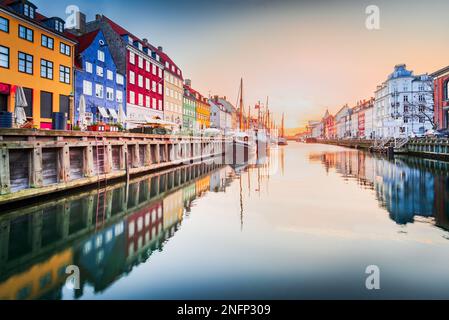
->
0 0 77 43
388 64 413 80
430 65 449 78
70 30 100 69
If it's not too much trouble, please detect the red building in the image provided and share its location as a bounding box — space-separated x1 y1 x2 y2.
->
322 110 335 139
125 200 164 259
77 15 165 128
431 66 449 130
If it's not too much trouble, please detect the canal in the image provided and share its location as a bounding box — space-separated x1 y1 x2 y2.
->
1 143 449 299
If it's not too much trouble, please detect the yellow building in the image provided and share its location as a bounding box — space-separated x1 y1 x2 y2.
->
0 0 76 129
192 90 210 130
0 249 73 300
195 175 210 197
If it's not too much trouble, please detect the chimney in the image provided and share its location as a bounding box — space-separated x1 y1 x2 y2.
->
142 38 148 44
95 14 101 21
78 12 86 34
214 95 219 103
158 46 163 52
185 79 191 87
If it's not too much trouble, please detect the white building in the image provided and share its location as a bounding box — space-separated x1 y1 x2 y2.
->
335 105 350 139
209 97 227 133
374 64 434 138
308 120 323 138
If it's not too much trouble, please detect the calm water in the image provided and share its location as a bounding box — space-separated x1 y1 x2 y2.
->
1 143 449 300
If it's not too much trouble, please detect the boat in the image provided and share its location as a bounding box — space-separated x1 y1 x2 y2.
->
277 113 288 146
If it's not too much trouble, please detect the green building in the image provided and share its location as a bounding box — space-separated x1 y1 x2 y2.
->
183 82 197 133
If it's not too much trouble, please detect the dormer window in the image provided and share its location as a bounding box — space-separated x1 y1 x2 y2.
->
54 20 64 33
23 3 35 19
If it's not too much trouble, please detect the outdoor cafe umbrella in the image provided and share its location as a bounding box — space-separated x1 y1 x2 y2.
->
78 94 86 129
15 86 28 126
118 103 127 124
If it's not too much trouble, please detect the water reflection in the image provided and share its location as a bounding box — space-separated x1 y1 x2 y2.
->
310 150 449 231
0 151 275 300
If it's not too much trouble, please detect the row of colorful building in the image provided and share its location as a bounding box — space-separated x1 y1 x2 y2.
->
0 0 240 133
307 64 449 139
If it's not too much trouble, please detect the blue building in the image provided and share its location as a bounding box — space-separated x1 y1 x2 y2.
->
73 30 126 127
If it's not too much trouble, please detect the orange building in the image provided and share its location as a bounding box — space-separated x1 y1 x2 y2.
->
0 0 76 129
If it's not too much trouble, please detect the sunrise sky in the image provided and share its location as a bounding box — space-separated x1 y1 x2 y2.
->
34 0 449 128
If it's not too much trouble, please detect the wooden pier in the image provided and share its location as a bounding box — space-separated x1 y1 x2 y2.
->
0 129 229 205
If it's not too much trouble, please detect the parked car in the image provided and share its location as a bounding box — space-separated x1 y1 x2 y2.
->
424 129 449 138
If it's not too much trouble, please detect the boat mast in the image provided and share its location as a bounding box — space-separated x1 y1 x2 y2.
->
281 113 285 138
239 78 244 132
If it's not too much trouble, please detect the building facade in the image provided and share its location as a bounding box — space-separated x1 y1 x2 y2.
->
183 83 196 132
191 89 210 130
0 0 76 129
374 64 434 138
79 15 164 128
73 30 125 126
209 97 227 132
431 65 449 130
158 46 183 132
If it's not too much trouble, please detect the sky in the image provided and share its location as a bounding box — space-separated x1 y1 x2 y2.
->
33 0 449 129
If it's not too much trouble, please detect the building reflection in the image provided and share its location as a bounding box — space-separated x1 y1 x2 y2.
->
311 151 449 229
0 149 277 300
0 161 229 300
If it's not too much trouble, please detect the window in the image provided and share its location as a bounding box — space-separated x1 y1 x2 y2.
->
152 98 156 108
54 20 64 33
23 3 35 19
18 52 33 74
152 64 156 75
129 91 135 104
158 99 162 109
18 25 33 42
59 65 70 84
106 87 114 101
59 95 69 115
40 91 53 119
146 61 150 72
419 95 425 102
107 70 113 80
60 43 71 56
138 94 143 106
145 78 150 90
419 117 425 123
129 51 135 64
95 84 103 98
40 59 53 79
85 62 93 73
98 50 105 62
116 74 124 85
403 95 409 102
152 81 156 92
158 83 162 95
0 17 9 33
129 71 135 84
116 90 123 103
146 96 150 107
83 80 92 95
158 68 162 78
138 56 143 69
41 35 54 49
96 66 103 77
138 75 143 88
0 46 9 68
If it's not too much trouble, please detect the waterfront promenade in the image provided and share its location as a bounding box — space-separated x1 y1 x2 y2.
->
0 129 230 206
316 138 449 160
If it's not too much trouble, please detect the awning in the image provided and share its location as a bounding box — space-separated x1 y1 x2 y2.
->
108 108 118 119
98 106 109 118
0 83 10 95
